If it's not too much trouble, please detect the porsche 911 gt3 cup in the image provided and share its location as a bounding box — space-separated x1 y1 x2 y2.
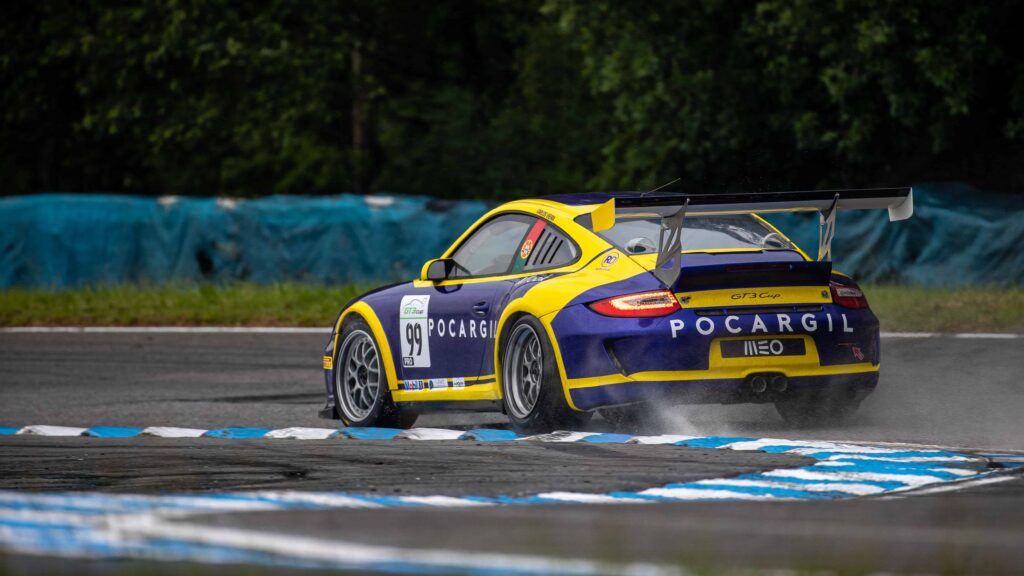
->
320 188 913 432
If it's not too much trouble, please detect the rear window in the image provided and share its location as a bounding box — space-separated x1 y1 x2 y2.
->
578 209 794 254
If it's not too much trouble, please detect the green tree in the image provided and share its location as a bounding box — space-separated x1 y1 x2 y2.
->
546 0 1024 191
2 1 1023 198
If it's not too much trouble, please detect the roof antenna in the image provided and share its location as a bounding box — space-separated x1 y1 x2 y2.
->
644 177 680 196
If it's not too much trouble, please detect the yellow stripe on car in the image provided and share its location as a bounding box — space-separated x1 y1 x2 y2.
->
676 286 831 308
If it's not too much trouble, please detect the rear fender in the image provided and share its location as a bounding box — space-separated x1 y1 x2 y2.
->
492 250 650 411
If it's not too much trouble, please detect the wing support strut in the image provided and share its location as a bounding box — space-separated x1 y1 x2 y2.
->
817 193 840 261
653 198 689 287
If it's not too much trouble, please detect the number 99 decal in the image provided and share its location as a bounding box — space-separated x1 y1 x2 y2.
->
400 295 431 368
405 322 423 356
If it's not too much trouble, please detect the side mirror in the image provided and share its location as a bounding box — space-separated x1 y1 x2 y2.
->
424 258 456 282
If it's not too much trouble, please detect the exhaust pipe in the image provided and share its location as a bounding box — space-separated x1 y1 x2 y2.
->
748 375 768 394
770 374 789 393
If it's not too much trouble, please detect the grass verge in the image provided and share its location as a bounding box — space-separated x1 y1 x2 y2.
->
0 283 366 327
0 283 1021 333
864 284 1024 333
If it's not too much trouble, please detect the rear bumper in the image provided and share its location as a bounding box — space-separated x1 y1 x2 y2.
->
568 370 879 411
550 299 881 411
551 304 880 377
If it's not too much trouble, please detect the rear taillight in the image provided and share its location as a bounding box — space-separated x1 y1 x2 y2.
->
588 290 681 317
830 280 869 309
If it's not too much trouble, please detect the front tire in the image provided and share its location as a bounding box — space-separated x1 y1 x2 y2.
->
501 316 590 434
334 316 417 429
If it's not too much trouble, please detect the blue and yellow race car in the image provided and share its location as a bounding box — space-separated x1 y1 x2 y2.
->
320 188 913 432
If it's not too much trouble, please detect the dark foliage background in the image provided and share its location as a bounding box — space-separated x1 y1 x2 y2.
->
3 0 1023 199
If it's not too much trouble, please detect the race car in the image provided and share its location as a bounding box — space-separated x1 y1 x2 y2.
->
320 188 913 432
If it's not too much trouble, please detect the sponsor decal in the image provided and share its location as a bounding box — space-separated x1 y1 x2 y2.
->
852 346 865 361
512 219 547 273
536 208 556 221
514 274 549 288
452 377 466 389
429 317 496 340
721 338 806 358
322 356 333 370
520 238 535 260
749 340 783 355
669 312 855 338
597 251 619 271
400 296 431 368
403 379 425 391
730 291 781 301
429 378 449 390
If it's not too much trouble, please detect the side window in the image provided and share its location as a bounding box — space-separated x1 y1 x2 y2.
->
522 224 577 272
450 214 534 278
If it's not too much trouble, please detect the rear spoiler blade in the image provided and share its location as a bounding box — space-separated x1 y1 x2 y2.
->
580 187 913 288
609 187 913 221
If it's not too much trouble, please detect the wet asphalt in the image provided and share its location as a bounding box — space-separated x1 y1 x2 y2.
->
0 332 1021 449
1 332 1023 574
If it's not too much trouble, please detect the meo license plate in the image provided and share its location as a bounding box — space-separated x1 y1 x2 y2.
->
721 338 806 358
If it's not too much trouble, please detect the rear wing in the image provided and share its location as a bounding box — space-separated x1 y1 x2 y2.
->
579 187 913 287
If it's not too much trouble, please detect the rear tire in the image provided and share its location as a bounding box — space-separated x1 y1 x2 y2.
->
501 316 591 434
334 316 417 429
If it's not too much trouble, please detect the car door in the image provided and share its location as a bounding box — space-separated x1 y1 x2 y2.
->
398 213 537 390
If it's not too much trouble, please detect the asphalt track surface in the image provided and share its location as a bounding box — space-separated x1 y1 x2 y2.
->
1 332 1023 574
1 332 1021 449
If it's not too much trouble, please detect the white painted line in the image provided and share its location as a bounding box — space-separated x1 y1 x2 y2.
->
884 474 1018 497
0 490 281 513
881 331 1020 339
641 486 777 500
534 492 646 504
111 515 682 576
520 430 598 443
726 438 848 452
820 454 974 463
814 461 977 477
141 426 208 438
17 425 88 436
263 427 338 440
761 467 944 485
397 495 492 507
395 428 466 441
0 326 329 334
0 507 111 526
695 478 886 496
953 332 1021 339
247 491 383 509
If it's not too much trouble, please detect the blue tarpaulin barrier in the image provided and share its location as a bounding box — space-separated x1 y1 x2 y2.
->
760 182 1024 285
0 183 1021 289
0 194 491 288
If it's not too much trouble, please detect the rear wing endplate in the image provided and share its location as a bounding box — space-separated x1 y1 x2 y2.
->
584 187 913 287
